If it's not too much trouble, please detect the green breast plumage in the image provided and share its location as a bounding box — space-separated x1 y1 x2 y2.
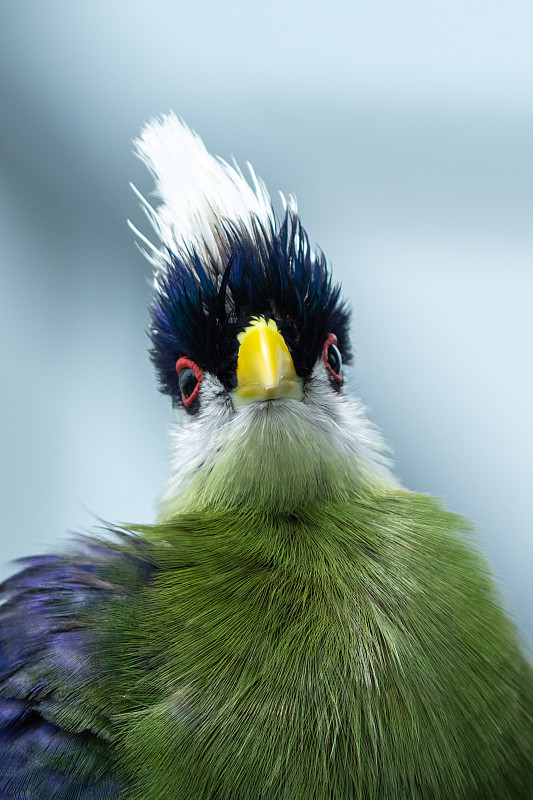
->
85 486 533 800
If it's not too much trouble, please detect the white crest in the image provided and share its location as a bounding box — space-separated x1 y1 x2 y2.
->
129 113 277 278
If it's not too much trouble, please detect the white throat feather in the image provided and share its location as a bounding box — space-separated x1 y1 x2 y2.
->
159 365 396 518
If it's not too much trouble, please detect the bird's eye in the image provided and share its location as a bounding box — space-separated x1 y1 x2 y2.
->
176 357 203 408
322 333 342 384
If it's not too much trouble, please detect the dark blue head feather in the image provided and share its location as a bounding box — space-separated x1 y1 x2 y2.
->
149 211 352 399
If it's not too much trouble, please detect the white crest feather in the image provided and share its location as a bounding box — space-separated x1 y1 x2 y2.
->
131 113 276 277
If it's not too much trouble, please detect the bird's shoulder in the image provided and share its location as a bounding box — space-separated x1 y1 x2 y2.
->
0 532 155 800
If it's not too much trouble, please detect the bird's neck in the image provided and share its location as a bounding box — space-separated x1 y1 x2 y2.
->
159 441 388 522
158 393 396 520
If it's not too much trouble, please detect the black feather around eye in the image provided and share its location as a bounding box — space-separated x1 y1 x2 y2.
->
149 211 352 396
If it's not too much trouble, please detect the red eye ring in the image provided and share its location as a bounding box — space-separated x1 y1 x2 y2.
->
175 357 203 407
322 333 343 383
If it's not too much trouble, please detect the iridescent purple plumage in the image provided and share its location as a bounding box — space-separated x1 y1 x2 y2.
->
0 537 154 799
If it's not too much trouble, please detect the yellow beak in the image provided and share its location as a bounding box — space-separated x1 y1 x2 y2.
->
233 317 303 406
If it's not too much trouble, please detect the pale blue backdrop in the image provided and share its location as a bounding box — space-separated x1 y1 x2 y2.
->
1 0 532 649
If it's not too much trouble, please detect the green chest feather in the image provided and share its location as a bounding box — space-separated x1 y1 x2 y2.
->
89 489 533 799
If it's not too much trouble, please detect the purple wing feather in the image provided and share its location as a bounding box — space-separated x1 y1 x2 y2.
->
0 534 155 799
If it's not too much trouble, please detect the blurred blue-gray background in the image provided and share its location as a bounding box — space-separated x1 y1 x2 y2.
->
1 1 532 648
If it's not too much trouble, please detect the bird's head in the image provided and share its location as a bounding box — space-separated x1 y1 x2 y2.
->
130 114 391 517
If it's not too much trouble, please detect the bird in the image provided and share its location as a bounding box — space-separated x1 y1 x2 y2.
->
1 113 532 800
